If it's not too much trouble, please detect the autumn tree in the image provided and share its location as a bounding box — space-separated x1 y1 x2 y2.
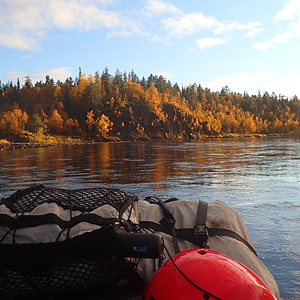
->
85 110 95 130
242 116 257 133
0 107 28 136
46 109 64 133
145 83 160 108
95 114 113 138
64 118 81 134
2 67 300 140
123 78 144 102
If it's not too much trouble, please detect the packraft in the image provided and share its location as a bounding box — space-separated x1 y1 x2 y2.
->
0 186 280 299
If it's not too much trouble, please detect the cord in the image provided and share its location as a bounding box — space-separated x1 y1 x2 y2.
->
164 246 223 300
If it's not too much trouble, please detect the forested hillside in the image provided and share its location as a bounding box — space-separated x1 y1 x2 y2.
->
1 68 300 142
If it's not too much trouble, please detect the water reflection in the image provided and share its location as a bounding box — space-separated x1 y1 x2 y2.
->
0 137 300 299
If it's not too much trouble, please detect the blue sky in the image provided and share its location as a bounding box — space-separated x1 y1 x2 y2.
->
1 0 300 97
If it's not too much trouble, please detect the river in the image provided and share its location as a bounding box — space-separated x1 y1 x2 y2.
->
0 137 299 299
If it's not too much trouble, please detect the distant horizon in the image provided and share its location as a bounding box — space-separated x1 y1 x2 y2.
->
1 0 300 98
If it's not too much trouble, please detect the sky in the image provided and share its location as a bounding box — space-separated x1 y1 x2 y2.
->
1 0 300 98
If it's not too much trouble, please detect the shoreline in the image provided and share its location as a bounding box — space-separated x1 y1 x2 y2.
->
0 133 289 151
0 141 89 151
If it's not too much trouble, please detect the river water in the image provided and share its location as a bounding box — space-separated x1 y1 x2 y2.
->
0 137 299 299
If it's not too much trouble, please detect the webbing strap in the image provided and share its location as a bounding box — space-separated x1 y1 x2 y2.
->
196 201 208 226
208 228 257 256
0 213 118 230
144 197 180 254
139 221 257 256
194 201 209 248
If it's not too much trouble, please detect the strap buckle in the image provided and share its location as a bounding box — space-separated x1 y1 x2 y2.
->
194 225 208 247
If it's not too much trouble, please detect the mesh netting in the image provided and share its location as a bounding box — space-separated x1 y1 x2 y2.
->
3 185 131 213
0 186 141 299
0 256 125 300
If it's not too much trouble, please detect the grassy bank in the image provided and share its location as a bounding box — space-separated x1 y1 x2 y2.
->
0 133 88 150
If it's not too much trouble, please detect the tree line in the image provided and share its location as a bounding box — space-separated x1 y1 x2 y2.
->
1 67 300 141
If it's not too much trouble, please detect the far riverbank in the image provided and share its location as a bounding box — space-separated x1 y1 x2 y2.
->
0 133 288 151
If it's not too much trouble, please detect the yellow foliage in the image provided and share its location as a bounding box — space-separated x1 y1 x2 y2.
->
0 108 28 136
85 110 95 130
123 78 144 101
95 114 113 137
242 116 257 133
46 109 64 133
145 83 160 108
70 74 88 100
88 74 94 85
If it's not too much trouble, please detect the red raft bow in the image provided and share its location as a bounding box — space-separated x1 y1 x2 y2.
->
142 248 277 300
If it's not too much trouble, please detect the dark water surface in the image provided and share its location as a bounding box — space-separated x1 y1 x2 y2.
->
0 137 299 299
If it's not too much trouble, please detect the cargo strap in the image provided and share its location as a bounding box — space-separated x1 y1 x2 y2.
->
144 197 179 254
194 200 209 248
141 199 257 256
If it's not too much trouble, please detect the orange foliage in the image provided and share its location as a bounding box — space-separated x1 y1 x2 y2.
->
1 68 300 140
85 110 95 130
0 107 28 136
46 109 64 133
95 114 113 138
123 78 144 101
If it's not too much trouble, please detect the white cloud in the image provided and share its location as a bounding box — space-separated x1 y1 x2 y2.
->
253 0 300 51
0 0 266 51
214 21 263 37
252 41 275 51
274 0 300 21
153 71 173 80
204 72 272 91
3 67 72 85
48 1 122 30
30 67 72 83
162 12 219 37
145 0 181 16
151 34 163 42
4 72 27 83
245 26 264 37
0 32 40 51
274 75 300 97
202 72 300 98
161 10 263 42
252 31 295 51
271 31 295 43
196 37 227 49
95 0 119 7
0 0 142 50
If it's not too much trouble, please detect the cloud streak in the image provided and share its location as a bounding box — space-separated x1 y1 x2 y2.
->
204 72 272 91
4 67 72 84
162 12 219 37
0 0 264 51
252 29 295 51
196 37 227 49
161 11 262 38
252 0 300 51
145 0 181 16
274 0 300 21
0 0 141 50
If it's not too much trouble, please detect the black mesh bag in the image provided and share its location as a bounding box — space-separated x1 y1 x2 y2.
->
0 185 140 300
